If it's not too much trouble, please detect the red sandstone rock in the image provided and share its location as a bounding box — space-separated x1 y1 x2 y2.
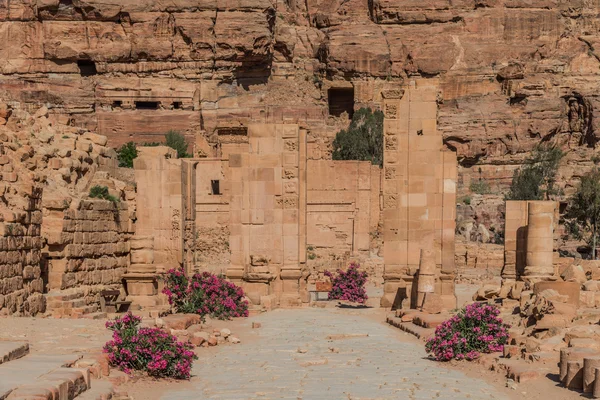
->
162 314 202 331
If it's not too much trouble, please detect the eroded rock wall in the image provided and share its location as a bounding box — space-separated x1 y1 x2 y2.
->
3 0 600 274
0 102 136 316
2 1 598 169
0 186 44 316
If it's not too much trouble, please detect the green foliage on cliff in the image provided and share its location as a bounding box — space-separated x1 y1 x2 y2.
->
89 185 119 203
116 131 190 168
332 108 384 167
567 169 600 259
165 130 190 159
117 142 138 168
506 145 563 201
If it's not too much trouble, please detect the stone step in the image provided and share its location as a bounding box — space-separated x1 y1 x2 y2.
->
76 380 114 400
0 354 82 399
45 291 83 302
81 312 107 320
386 315 434 341
47 299 88 313
0 342 29 365
6 367 90 400
71 306 99 318
412 313 449 329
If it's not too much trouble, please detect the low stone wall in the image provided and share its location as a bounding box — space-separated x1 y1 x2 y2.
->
0 186 45 316
47 199 133 306
455 241 504 283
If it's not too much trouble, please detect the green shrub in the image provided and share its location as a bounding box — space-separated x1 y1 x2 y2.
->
165 130 190 158
117 142 138 168
89 185 119 203
141 142 161 147
332 108 384 167
470 180 491 195
506 145 563 201
567 168 600 259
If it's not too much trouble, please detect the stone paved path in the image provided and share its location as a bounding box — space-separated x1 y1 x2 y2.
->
163 308 508 400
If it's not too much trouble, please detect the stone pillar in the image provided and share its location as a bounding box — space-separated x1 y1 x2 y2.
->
503 200 529 281
226 124 303 309
380 80 458 309
381 87 408 308
181 160 197 276
124 236 161 308
279 124 302 307
523 201 555 281
298 128 309 304
416 249 436 308
133 146 184 271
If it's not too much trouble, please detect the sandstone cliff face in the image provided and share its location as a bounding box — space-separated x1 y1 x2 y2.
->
0 1 597 168
1 0 600 235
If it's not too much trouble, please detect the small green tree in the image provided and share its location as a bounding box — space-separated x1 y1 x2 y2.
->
117 142 138 168
470 179 491 195
89 185 119 203
506 145 563 200
332 108 384 167
567 169 600 259
165 130 190 158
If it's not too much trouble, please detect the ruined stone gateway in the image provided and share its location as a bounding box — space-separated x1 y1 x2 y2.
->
6 1 600 398
2 0 600 316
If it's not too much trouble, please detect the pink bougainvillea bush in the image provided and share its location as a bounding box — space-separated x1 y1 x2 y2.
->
163 268 249 320
103 312 197 379
425 302 510 362
324 263 368 303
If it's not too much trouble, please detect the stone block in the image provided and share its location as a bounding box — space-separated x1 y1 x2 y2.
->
534 281 580 307
162 314 202 331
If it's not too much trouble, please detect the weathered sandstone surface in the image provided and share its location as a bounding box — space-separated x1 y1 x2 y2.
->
1 0 599 297
0 0 598 183
0 103 135 316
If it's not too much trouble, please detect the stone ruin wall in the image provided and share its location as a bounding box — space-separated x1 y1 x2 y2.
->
381 82 457 310
0 185 44 316
0 102 137 316
306 160 382 282
5 0 600 189
5 0 600 312
44 199 134 317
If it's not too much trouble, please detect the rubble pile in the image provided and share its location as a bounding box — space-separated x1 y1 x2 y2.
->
473 261 600 395
0 103 136 316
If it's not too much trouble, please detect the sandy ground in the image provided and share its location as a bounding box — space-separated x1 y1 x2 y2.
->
0 292 583 400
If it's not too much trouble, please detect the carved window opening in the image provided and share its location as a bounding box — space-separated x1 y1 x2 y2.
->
173 101 182 109
211 180 221 195
77 60 97 77
217 127 248 136
328 87 354 118
135 101 159 110
112 100 122 108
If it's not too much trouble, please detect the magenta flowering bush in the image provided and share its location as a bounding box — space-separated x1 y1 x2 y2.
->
163 268 249 320
103 312 197 379
324 263 368 303
425 302 510 362
163 268 190 312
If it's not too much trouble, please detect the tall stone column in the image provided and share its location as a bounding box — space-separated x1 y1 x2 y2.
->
416 249 436 308
503 200 529 281
381 88 408 308
279 124 303 307
523 201 555 281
